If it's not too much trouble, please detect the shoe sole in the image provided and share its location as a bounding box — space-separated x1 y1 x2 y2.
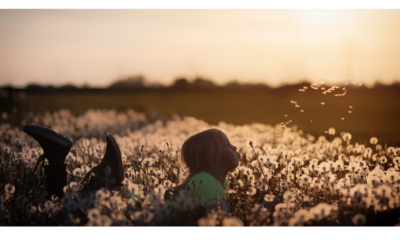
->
23 125 73 148
106 134 124 185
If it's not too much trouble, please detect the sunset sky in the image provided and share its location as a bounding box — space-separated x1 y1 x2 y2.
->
1 8 400 87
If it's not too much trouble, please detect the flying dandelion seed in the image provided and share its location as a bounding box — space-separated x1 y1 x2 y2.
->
348 111 352 113
321 102 325 105
341 118 345 120
301 110 304 112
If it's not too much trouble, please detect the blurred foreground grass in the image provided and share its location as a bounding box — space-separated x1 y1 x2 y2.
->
3 88 400 146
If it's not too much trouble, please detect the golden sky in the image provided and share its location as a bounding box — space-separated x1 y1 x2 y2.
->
1 9 400 87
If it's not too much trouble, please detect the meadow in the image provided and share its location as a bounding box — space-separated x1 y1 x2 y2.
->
0 86 400 226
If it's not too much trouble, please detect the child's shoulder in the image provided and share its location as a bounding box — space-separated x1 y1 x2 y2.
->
189 171 228 189
191 171 217 183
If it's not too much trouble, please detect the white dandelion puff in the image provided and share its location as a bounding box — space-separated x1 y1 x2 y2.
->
379 156 388 165
222 217 244 226
376 184 392 197
370 137 378 145
342 133 352 142
352 214 366 226
246 187 257 196
141 158 154 168
87 208 101 221
5 183 15 194
72 168 83 177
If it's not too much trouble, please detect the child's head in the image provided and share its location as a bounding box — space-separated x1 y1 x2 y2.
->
180 128 240 175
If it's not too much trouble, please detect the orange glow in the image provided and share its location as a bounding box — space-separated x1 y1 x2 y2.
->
0 10 400 87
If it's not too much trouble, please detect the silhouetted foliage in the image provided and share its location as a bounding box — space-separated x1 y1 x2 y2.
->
171 78 191 89
59 84 79 90
109 76 146 89
25 83 46 90
225 80 271 90
192 77 217 89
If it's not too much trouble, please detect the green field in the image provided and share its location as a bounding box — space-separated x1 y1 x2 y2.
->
3 87 400 146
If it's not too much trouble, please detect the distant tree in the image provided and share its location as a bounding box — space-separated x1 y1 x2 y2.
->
25 83 45 90
225 80 240 89
109 76 145 89
46 85 56 90
82 83 91 89
224 80 270 90
171 78 190 89
192 77 216 88
147 82 165 88
59 83 79 90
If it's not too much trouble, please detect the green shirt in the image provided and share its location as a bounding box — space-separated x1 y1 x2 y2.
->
126 171 229 203
170 171 229 201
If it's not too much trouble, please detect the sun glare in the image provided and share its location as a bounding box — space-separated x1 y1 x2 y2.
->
295 10 352 25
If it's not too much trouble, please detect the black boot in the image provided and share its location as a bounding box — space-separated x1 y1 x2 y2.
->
81 134 124 192
22 125 72 200
23 125 73 164
44 163 68 200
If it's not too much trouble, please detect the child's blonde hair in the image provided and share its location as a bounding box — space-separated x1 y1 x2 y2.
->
176 128 226 190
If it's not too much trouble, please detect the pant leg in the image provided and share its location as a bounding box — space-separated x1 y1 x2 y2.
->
82 175 104 192
44 163 67 200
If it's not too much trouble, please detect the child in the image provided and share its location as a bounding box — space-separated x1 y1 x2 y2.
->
165 128 241 208
24 125 241 210
23 124 124 200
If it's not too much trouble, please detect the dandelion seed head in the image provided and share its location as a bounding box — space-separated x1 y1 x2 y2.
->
352 214 366 226
342 133 352 141
222 217 244 226
245 138 256 148
370 137 378 145
380 156 388 164
5 183 15 194
246 187 257 196
87 208 101 221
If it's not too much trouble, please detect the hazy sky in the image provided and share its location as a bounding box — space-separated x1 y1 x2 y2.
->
1 9 400 87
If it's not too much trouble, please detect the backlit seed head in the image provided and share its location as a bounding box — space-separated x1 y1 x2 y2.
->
5 183 15 194
352 214 366 226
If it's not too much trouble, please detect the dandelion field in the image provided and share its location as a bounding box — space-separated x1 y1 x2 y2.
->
1 105 400 226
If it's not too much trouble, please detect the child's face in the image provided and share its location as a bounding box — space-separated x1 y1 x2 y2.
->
216 133 241 171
